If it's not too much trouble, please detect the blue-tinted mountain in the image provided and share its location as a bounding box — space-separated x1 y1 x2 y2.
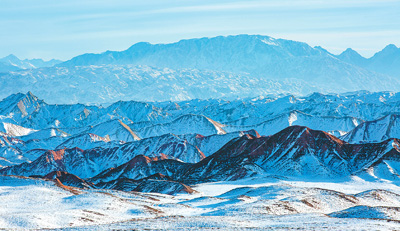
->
57 35 399 95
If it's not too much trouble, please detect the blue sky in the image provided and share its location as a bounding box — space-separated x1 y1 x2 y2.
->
1 0 399 60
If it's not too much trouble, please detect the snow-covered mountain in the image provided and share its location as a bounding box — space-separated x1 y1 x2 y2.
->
342 114 400 143
0 54 61 71
0 132 206 177
177 126 400 183
2 34 400 230
0 65 318 104
86 119 141 141
0 129 258 174
0 122 36 137
3 91 400 131
224 110 361 137
58 35 399 95
336 44 400 78
4 126 399 184
2 90 400 168
336 48 368 67
0 35 399 103
135 114 226 138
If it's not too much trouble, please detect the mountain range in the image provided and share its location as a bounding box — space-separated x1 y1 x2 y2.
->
0 54 62 72
2 126 400 186
0 35 399 103
2 34 400 229
336 44 400 77
1 90 400 177
1 91 400 163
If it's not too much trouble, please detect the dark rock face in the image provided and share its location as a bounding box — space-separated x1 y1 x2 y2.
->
96 173 196 195
43 171 94 189
90 155 190 184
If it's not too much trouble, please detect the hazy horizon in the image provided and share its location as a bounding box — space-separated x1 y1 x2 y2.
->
1 0 399 60
1 34 398 62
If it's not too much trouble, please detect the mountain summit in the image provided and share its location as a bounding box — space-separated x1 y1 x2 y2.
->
0 35 399 103
57 34 399 94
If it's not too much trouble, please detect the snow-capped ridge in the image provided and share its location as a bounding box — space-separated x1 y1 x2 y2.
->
135 114 226 138
342 114 400 143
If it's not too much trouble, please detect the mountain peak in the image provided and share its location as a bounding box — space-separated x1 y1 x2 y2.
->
270 125 345 146
338 48 365 59
1 54 20 61
341 48 360 55
383 44 398 51
313 46 334 56
127 41 152 51
26 91 37 99
336 48 367 66
373 44 399 57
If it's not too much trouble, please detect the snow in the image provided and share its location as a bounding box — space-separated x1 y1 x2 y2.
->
1 86 400 229
2 35 400 104
343 114 400 143
0 122 37 137
0 176 156 229
2 175 400 229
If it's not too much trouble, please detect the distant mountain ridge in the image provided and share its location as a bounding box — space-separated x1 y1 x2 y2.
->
1 91 400 132
59 35 399 80
342 114 400 143
0 54 62 72
0 35 399 103
56 35 400 96
335 44 400 77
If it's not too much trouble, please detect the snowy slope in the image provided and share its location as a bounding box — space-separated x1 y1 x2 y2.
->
2 91 400 132
0 133 204 177
179 130 260 157
58 35 400 95
2 175 400 229
329 205 400 220
1 36 400 103
342 114 400 143
0 176 157 229
0 54 61 69
86 119 141 141
55 133 114 150
0 135 66 167
0 122 36 136
135 114 226 138
224 110 360 136
0 65 318 104
18 128 69 141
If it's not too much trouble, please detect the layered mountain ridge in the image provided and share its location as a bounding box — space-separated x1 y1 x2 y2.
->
336 44 400 77
2 126 400 186
0 35 399 103
2 35 400 229
0 54 62 72
2 91 400 168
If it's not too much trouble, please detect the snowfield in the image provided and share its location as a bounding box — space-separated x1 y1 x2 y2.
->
1 175 400 230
